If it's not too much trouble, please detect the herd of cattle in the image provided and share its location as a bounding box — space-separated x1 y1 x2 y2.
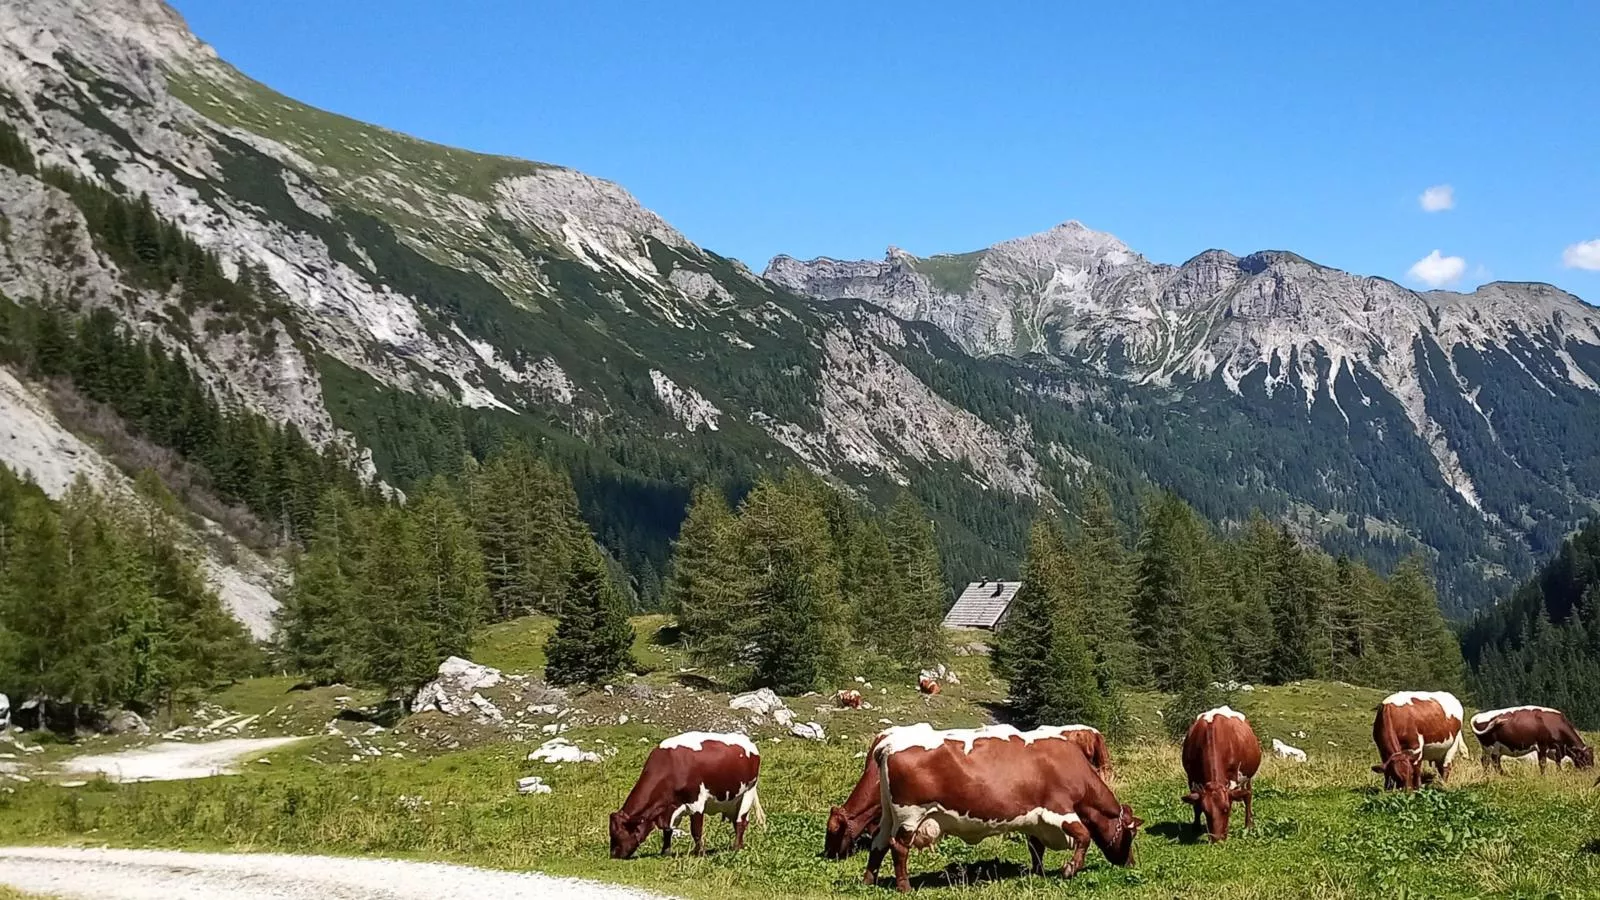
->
607 693 1592 892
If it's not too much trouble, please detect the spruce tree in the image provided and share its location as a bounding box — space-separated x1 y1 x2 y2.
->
1133 492 1222 691
995 517 1108 729
665 485 748 666
848 518 907 660
885 492 948 666
544 539 635 686
278 490 364 684
1067 483 1142 688
1388 556 1465 692
412 478 488 660
738 475 845 693
354 505 434 696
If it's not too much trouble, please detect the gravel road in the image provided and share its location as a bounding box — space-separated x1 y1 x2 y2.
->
0 847 678 899
59 737 309 782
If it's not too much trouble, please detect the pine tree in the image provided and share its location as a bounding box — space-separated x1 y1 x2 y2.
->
544 539 635 686
995 517 1108 729
848 518 907 660
412 478 488 660
1388 556 1465 692
665 485 748 666
355 505 434 696
738 475 845 693
1067 483 1142 688
278 490 364 684
1220 514 1277 683
1133 492 1222 691
885 492 948 666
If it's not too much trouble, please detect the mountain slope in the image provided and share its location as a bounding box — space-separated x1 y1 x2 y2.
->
1 0 1593 620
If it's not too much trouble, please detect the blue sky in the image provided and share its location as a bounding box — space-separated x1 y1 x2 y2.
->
170 1 1599 300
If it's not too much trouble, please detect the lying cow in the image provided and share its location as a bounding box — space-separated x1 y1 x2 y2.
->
1471 705 1594 774
863 723 1140 891
825 724 1113 861
837 689 864 709
1181 707 1261 842
1372 691 1466 791
918 677 941 695
609 731 765 858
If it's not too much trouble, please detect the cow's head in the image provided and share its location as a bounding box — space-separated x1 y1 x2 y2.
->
1373 752 1421 791
1099 803 1143 865
609 810 659 859
823 805 866 859
1572 746 1595 769
1181 783 1241 842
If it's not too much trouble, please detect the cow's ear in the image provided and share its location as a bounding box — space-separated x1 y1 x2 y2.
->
1181 791 1199 804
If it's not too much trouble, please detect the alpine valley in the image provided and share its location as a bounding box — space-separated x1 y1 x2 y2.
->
3 0 1598 628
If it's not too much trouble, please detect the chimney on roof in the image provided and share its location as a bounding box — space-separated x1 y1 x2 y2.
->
991 582 1004 597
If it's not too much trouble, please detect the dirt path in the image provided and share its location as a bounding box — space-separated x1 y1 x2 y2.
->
58 738 308 782
0 847 677 899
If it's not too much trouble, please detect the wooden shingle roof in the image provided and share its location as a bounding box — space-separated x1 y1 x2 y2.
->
942 580 1023 629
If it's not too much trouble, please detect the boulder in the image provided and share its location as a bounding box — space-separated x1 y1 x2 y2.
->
1272 738 1308 762
412 657 505 719
517 775 552 795
105 710 149 735
527 737 601 764
790 721 826 741
729 688 786 718
0 693 8 730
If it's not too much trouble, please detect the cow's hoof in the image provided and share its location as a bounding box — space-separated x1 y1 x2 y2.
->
861 872 876 886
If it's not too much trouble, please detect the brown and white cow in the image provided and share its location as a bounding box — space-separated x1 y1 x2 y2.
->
609 731 764 859
863 724 1140 892
918 677 941 695
837 689 864 709
1180 707 1261 843
825 725 1113 861
1471 705 1594 774
1371 691 1466 791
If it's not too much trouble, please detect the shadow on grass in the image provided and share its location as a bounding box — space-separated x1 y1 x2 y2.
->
975 701 1021 726
1147 820 1206 845
1580 838 1600 855
905 859 1030 890
671 673 723 691
650 623 682 647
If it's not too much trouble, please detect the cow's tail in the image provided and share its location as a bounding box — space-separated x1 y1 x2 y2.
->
871 740 897 852
1469 711 1496 738
746 783 768 830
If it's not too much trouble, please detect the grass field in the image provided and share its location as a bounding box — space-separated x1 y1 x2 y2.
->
5 619 1600 898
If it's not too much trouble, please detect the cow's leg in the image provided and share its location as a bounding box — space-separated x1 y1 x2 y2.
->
1243 783 1255 830
1026 835 1046 877
1191 800 1203 831
690 812 706 857
863 838 889 886
891 828 914 893
661 824 673 854
1538 747 1549 774
733 815 748 851
1061 820 1092 879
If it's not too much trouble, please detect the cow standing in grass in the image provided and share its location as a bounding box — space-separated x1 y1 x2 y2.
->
824 724 1114 861
1371 691 1466 791
1471 706 1594 774
863 724 1140 891
609 732 764 858
1180 706 1261 842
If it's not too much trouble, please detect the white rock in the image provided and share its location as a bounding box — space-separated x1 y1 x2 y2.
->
729 688 786 718
517 776 552 795
1272 739 1307 762
105 710 149 736
411 657 504 717
527 738 600 765
790 722 826 742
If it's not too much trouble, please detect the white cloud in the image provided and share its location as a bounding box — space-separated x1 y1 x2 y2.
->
1419 184 1455 212
1407 250 1467 288
1562 239 1600 271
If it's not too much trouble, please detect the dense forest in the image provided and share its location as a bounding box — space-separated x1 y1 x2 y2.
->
0 467 255 724
1462 519 1600 727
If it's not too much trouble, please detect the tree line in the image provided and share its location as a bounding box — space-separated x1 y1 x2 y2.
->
1462 519 1600 727
993 487 1465 736
277 445 635 694
0 468 254 725
668 473 948 694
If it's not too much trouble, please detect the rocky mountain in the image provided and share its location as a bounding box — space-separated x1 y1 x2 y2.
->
1 0 1594 623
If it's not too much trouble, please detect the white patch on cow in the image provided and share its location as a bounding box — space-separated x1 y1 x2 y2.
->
877 723 1083 756
1382 691 1464 725
668 780 756 827
888 802 1084 851
1198 706 1246 723
658 732 759 756
1470 705 1560 734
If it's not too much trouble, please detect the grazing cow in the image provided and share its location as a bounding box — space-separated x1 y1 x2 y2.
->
863 724 1141 892
825 725 1113 861
1180 707 1262 842
918 677 941 695
609 732 764 859
1371 691 1466 791
838 689 864 709
1471 706 1594 774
